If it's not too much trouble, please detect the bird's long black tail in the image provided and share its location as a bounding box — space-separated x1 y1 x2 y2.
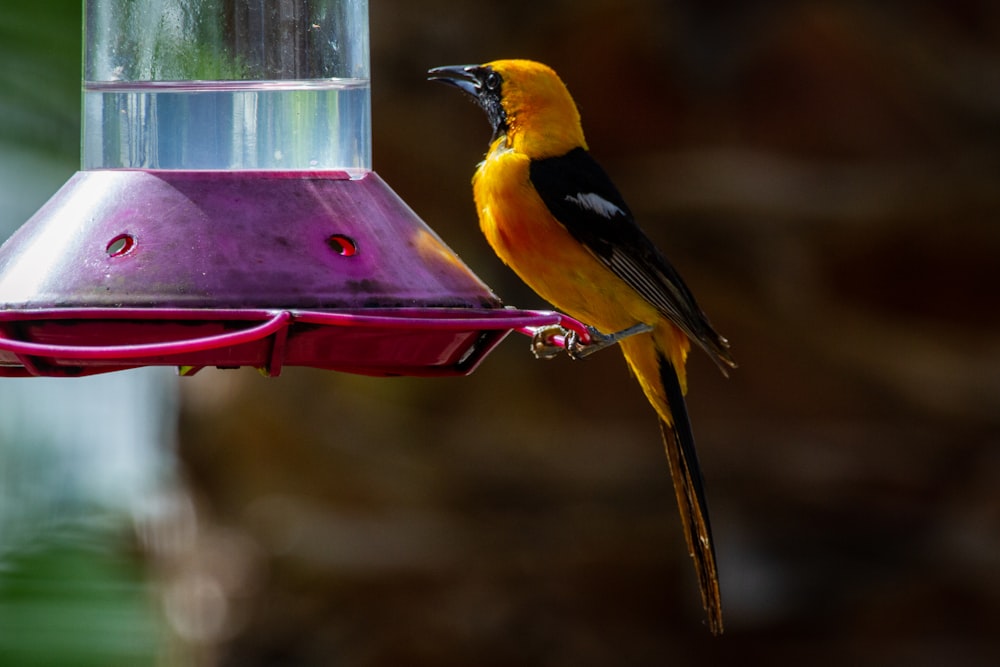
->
657 350 724 635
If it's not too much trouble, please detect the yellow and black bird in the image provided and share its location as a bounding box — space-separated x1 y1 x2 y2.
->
429 59 736 634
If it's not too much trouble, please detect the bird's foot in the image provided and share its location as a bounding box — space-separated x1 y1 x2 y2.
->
530 325 568 360
565 322 654 359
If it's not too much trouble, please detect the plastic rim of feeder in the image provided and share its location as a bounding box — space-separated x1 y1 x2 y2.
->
0 307 585 378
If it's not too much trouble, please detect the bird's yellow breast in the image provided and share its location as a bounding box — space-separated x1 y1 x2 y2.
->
472 141 658 335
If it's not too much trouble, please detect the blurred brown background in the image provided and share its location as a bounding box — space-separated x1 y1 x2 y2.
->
174 1 1000 665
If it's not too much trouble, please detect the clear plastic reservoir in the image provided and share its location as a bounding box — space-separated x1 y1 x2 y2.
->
83 0 370 171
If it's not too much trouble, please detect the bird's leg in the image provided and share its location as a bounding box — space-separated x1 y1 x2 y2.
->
530 325 568 360
566 322 653 359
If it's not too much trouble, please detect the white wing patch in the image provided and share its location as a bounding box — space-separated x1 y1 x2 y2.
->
564 192 624 219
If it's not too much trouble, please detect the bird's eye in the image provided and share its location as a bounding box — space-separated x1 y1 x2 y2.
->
484 71 502 92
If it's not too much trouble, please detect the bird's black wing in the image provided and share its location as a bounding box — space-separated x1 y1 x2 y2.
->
529 147 734 371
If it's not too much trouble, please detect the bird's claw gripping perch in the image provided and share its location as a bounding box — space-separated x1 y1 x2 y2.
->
531 321 653 360
530 324 567 360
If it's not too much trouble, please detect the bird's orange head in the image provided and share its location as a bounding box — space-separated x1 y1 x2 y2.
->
429 59 587 159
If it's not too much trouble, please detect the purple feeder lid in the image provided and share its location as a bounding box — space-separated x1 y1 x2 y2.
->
0 170 585 377
0 169 498 309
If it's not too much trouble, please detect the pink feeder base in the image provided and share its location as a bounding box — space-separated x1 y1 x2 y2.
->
0 170 584 377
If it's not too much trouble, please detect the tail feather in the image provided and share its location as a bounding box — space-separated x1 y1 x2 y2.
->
657 351 724 635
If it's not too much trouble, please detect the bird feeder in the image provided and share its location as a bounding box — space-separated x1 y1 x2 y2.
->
0 0 583 378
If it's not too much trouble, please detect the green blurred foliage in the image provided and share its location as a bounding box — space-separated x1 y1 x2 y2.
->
0 0 80 159
0 522 162 667
0 0 80 233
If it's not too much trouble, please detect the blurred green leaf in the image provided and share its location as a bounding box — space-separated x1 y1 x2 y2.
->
0 0 81 159
0 521 162 666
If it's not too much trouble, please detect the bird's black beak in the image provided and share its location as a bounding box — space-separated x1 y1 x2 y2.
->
427 64 482 99
429 63 508 142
